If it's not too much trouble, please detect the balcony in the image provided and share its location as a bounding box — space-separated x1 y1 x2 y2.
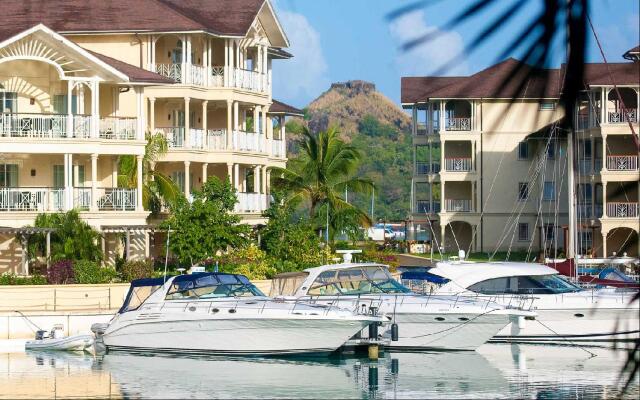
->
159 127 226 150
0 113 90 139
416 122 427 136
444 157 472 172
235 192 269 213
99 117 137 140
272 139 285 158
415 200 441 214
415 162 441 175
606 202 638 218
608 110 638 124
606 155 638 171
0 187 136 212
152 64 268 92
445 199 472 212
445 118 471 131
233 130 263 152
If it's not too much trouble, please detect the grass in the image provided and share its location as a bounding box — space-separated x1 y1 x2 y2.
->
407 251 535 263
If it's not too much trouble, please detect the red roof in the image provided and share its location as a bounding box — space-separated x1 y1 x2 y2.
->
582 62 640 86
87 50 174 84
269 100 304 116
0 0 264 41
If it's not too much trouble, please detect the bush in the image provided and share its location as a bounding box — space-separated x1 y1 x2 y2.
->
73 260 117 284
47 260 75 284
121 259 154 282
0 273 48 285
217 245 276 280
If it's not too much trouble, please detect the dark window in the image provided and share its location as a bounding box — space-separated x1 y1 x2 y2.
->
518 182 529 201
518 223 529 241
543 182 555 201
539 102 556 111
518 142 529 160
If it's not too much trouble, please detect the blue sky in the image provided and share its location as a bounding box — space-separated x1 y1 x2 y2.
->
271 0 640 108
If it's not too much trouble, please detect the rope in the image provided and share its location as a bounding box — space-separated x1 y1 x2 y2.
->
403 308 500 339
535 318 597 358
13 310 43 333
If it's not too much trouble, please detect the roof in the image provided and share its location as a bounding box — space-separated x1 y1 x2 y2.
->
269 99 304 116
623 45 640 61
582 62 640 86
428 261 558 289
0 0 265 40
87 50 174 84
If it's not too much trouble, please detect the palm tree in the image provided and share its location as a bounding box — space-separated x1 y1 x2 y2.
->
272 127 374 238
118 132 181 215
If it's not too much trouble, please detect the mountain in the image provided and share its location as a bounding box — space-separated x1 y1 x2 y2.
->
286 80 413 221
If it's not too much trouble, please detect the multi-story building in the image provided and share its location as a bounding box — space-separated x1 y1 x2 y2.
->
0 0 302 273
402 48 639 258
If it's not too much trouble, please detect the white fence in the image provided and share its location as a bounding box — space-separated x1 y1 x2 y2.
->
99 117 137 140
235 192 268 213
445 117 471 131
0 113 93 139
445 157 472 171
95 188 137 211
0 187 64 211
233 130 263 152
445 199 472 212
606 155 638 171
152 63 268 92
606 202 638 218
207 129 227 150
608 110 638 123
272 139 285 157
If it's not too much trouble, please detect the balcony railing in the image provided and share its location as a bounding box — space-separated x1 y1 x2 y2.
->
210 66 225 87
0 113 91 139
415 200 441 214
416 122 427 136
445 157 472 172
235 192 268 213
0 187 64 211
445 117 471 131
153 63 182 83
230 68 267 92
189 65 206 86
99 117 137 140
272 139 285 157
606 155 638 171
207 129 227 150
233 130 263 152
445 199 472 212
608 110 638 124
606 202 638 218
95 188 137 211
416 162 430 175
158 127 185 148
152 63 268 92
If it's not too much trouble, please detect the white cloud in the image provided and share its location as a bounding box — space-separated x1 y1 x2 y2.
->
271 9 329 105
389 10 468 76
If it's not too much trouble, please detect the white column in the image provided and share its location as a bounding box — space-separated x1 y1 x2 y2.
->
601 134 608 172
202 100 208 133
254 166 260 193
233 101 239 145
135 87 144 140
439 101 446 132
602 231 608 257
149 97 156 133
63 154 70 210
280 116 286 156
182 34 188 83
184 97 190 147
203 38 209 86
112 156 118 187
136 155 143 211
184 161 191 198
227 163 233 184
261 166 267 194
91 154 98 211
601 87 607 124
441 181 446 211
253 106 260 133
440 224 446 252
602 181 607 217
234 163 240 191
262 107 269 152
266 169 271 196
66 81 73 138
91 81 99 138
226 100 233 149
202 163 208 185
224 39 230 87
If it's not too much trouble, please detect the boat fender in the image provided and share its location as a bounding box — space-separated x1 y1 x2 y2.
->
368 321 379 339
391 323 399 342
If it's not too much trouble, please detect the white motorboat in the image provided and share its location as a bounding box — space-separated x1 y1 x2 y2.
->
25 325 94 352
424 261 640 346
270 254 535 351
96 273 381 356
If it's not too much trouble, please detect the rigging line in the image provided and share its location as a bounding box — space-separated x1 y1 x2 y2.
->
586 14 639 152
527 128 555 261
552 139 568 260
402 308 500 339
425 215 443 259
534 319 597 358
13 310 43 333
448 223 461 254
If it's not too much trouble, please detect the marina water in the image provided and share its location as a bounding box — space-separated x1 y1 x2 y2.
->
2 344 638 399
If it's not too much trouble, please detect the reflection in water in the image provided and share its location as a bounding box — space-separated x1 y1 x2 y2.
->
0 345 637 399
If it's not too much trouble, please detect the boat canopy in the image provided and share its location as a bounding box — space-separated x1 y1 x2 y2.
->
401 270 450 284
165 272 265 299
119 277 171 313
269 271 309 296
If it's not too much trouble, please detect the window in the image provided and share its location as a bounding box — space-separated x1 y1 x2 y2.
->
546 143 555 159
306 266 411 296
468 274 580 295
74 165 85 187
518 182 529 201
543 181 555 201
172 171 185 192
581 139 592 159
518 142 529 160
578 230 593 254
543 224 555 241
0 92 17 113
518 223 529 241
0 164 19 187
53 94 78 114
539 102 556 111
53 165 65 188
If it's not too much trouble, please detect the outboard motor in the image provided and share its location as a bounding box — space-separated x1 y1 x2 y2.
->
35 330 48 340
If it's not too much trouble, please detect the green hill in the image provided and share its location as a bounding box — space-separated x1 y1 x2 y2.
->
286 80 413 221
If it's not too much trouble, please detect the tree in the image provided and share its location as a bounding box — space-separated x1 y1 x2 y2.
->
29 210 103 262
161 177 250 266
118 132 181 214
272 127 374 240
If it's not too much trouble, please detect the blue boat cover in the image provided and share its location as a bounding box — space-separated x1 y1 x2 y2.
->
400 271 450 284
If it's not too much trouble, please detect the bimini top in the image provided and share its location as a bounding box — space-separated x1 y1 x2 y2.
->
119 276 171 313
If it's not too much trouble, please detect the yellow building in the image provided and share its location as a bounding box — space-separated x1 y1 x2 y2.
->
402 51 639 258
0 0 302 273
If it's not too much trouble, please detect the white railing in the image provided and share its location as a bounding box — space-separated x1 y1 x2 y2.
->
73 187 91 210
95 188 136 211
606 202 638 218
445 157 472 171
230 68 267 92
272 139 284 157
0 113 67 138
210 66 225 87
445 117 471 131
608 109 638 123
189 128 205 149
416 122 427 136
188 65 205 86
207 129 227 150
99 117 137 140
72 115 91 138
606 155 638 171
158 127 185 148
235 192 268 213
233 130 262 152
0 187 64 211
153 63 182 83
445 199 472 212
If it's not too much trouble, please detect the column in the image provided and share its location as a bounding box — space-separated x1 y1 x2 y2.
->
253 106 260 133
181 34 188 83
601 87 606 124
233 101 239 150
135 87 144 140
184 161 191 198
262 45 269 91
91 154 98 211
602 231 608 257
226 100 233 149
234 163 240 191
602 181 607 217
441 181 446 212
202 100 208 134
91 81 99 138
112 156 118 187
202 163 208 185
412 106 417 136
601 134 608 171
66 81 73 138
262 107 269 152
224 39 229 86
227 163 233 184
149 97 156 133
184 97 190 147
254 166 261 193
136 155 143 211
440 224 446 253
203 38 209 86
266 169 271 196
439 101 446 132
63 154 70 210
261 166 267 195
280 116 286 156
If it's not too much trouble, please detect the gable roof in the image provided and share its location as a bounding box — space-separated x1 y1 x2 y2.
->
0 0 269 40
87 50 174 84
582 62 640 86
269 99 304 116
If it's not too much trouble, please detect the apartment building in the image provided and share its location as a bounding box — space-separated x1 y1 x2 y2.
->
402 48 639 258
0 0 302 273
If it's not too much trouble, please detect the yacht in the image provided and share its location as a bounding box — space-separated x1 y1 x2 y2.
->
270 254 535 351
94 272 382 356
424 261 639 346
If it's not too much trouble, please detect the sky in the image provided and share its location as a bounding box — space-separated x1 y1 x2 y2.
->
270 0 640 108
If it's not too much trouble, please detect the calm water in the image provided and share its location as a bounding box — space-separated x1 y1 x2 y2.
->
1 344 638 399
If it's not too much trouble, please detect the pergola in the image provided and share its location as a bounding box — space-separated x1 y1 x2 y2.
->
100 225 169 260
0 227 56 275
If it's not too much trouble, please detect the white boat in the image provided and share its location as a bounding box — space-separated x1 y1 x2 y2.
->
97 273 381 356
25 325 93 352
425 261 640 346
270 253 535 351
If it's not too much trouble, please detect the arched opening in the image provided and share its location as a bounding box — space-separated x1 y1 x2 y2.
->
444 221 474 255
607 88 638 123
605 228 639 258
445 100 472 131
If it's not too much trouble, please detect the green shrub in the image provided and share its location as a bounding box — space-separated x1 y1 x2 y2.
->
216 245 276 280
0 273 48 285
72 260 117 284
121 259 154 282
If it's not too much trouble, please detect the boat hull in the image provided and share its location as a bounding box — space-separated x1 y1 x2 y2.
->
25 335 94 352
102 317 371 356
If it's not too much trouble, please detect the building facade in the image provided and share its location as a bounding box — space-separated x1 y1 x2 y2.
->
402 50 639 258
0 0 302 273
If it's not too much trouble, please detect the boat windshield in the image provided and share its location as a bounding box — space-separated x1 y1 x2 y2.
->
165 273 265 300
467 274 582 295
307 265 412 296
